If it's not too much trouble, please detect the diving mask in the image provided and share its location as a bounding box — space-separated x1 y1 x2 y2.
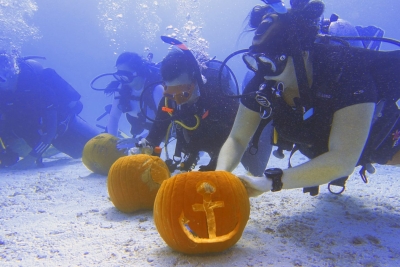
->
113 69 138 84
243 52 288 76
163 83 196 105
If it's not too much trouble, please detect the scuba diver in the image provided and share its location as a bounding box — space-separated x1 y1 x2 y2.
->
91 52 163 146
0 52 99 169
237 0 384 177
127 36 243 172
216 0 400 197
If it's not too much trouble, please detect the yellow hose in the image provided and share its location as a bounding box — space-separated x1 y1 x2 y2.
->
163 98 201 160
164 98 200 130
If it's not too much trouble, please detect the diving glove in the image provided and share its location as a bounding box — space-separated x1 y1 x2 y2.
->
129 138 153 155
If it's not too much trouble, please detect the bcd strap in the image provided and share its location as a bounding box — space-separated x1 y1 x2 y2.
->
248 117 272 155
328 176 349 195
292 50 313 109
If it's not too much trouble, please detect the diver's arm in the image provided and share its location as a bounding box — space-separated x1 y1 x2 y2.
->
216 104 262 172
239 102 375 195
281 102 375 189
106 95 122 137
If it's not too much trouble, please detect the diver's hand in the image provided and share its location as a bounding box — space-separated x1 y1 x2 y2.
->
116 138 137 153
10 155 37 170
237 174 270 198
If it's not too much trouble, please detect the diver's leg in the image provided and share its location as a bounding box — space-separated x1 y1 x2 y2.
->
52 115 100 158
240 122 273 176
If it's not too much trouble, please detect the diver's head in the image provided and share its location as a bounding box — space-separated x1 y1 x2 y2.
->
161 49 199 105
114 52 149 92
245 0 324 77
252 0 324 54
245 0 323 106
0 53 19 91
249 1 287 30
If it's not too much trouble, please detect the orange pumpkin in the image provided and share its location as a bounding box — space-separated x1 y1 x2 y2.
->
107 154 170 213
154 171 250 254
82 133 125 175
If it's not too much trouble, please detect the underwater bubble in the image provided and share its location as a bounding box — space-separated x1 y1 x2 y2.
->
0 0 39 52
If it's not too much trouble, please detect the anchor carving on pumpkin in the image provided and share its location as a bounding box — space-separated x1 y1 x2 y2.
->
179 181 241 243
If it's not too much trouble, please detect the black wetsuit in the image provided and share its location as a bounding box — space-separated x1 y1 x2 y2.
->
241 43 400 165
147 62 239 171
0 59 99 166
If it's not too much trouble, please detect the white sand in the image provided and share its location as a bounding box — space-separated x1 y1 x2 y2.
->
1 150 399 267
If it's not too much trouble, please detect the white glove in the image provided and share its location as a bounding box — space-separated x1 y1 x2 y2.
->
128 138 153 155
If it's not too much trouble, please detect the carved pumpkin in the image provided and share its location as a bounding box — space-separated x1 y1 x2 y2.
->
82 133 125 175
154 171 250 254
107 154 170 213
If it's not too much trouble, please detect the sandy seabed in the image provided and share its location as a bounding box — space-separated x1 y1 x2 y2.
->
1 149 399 267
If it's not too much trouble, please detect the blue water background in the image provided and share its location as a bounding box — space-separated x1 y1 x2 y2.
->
7 0 400 134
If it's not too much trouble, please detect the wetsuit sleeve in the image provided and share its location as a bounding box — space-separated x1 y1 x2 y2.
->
240 72 265 112
146 97 172 146
29 108 58 158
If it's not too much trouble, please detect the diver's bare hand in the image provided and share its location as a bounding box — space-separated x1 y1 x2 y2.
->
237 174 270 197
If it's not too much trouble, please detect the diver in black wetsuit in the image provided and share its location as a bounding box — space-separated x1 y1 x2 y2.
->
142 47 240 172
121 36 261 173
217 0 400 197
0 53 99 169
115 38 271 174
